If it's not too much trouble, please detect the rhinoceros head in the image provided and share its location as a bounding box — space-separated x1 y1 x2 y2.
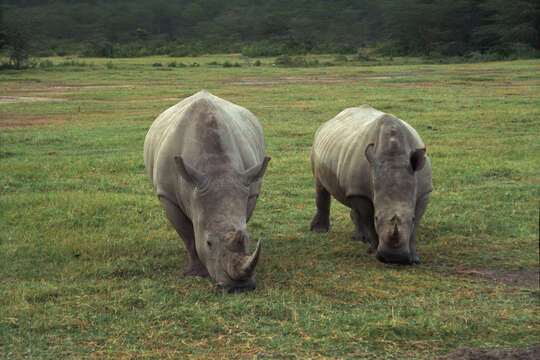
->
174 155 270 292
365 141 426 265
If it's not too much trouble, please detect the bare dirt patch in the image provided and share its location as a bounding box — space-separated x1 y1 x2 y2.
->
438 345 540 360
0 84 133 104
229 76 357 87
0 114 63 129
451 267 538 289
0 96 68 104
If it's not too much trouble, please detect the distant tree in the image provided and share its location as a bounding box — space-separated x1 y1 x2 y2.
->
0 6 6 52
475 0 540 52
135 27 150 41
4 19 32 68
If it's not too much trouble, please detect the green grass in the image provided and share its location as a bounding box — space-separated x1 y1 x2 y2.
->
1 55 539 359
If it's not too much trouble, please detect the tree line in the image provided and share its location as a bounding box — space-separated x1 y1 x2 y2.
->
1 0 538 61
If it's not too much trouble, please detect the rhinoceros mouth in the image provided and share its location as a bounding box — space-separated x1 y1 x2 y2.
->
376 250 413 265
215 279 257 293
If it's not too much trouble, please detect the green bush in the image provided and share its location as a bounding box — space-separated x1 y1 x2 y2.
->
167 61 176 67
60 60 87 67
275 55 320 67
356 51 375 62
152 62 162 67
39 60 54 68
241 43 282 57
334 55 348 62
375 41 406 57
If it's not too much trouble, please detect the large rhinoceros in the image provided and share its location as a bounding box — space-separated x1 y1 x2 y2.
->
310 105 432 264
144 90 270 292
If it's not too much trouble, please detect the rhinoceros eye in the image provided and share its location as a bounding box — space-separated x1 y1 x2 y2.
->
207 241 212 248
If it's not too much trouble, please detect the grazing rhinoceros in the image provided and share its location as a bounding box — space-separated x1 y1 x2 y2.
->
310 105 432 264
144 90 270 292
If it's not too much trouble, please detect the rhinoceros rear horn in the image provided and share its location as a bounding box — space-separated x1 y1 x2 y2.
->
230 239 261 281
245 156 271 183
173 155 207 186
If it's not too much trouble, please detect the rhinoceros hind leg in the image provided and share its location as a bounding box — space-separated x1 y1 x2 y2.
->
409 193 430 265
310 178 331 232
349 197 378 254
159 196 209 278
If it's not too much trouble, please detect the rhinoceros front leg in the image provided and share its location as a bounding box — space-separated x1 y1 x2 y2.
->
159 196 209 278
349 196 378 254
310 177 331 232
409 193 430 264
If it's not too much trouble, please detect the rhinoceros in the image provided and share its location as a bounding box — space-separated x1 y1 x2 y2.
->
310 105 432 264
144 90 270 292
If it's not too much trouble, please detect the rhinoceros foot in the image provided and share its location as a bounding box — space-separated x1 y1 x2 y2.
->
183 264 209 278
311 223 330 233
411 251 421 264
310 213 330 233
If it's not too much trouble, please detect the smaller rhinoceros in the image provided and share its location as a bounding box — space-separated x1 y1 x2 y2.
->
310 105 433 264
144 90 270 292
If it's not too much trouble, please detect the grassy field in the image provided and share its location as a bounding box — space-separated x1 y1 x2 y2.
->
0 54 538 359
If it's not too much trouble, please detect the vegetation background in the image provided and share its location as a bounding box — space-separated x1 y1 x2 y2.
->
1 0 539 61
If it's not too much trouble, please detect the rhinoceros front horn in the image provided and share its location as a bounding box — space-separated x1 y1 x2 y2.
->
229 239 262 281
241 239 262 277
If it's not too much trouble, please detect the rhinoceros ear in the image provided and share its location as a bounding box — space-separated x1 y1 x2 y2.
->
410 148 426 172
173 155 207 186
365 142 377 165
245 156 271 184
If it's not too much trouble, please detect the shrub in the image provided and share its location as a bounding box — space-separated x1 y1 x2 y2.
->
168 61 176 67
106 61 115 69
375 41 406 57
223 61 232 68
274 55 319 67
152 62 162 67
253 60 261 66
241 43 282 57
39 60 54 68
356 51 375 62
60 60 87 67
332 43 356 54
274 55 293 66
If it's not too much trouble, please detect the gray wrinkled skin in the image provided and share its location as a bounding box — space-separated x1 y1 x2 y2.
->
144 90 270 292
310 105 433 265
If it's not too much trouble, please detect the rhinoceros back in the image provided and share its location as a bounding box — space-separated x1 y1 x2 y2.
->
311 105 427 204
144 90 265 212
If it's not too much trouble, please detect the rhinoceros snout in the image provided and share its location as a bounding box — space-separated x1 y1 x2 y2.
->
376 250 413 265
215 278 257 293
